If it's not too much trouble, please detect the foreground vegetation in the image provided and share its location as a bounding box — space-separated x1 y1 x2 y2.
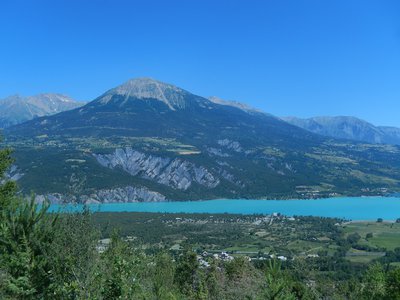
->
0 146 400 299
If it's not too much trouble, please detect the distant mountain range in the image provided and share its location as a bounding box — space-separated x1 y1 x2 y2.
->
282 116 400 145
0 94 84 128
4 78 400 203
208 96 263 114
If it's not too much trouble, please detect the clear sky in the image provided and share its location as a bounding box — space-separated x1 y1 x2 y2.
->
1 0 400 126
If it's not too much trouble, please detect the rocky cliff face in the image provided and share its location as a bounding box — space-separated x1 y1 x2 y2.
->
36 185 166 204
93 148 220 190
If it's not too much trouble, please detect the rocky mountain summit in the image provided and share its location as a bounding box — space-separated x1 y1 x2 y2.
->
6 78 400 202
97 78 192 110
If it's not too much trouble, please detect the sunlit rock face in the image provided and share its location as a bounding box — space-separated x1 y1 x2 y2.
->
94 148 220 190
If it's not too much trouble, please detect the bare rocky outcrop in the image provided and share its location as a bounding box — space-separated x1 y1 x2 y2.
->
206 147 230 157
6 165 24 181
217 168 244 188
217 139 243 152
94 148 220 190
35 185 166 204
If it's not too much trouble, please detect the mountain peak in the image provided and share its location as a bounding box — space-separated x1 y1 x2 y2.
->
0 93 83 128
103 77 190 110
30 93 76 103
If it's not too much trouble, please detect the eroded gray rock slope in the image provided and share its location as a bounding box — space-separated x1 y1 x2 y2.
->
93 148 220 190
36 185 166 204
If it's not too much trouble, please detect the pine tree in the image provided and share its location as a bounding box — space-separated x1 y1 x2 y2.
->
0 146 16 215
0 143 57 298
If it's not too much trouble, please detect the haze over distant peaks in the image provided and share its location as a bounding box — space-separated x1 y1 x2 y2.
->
0 93 83 128
282 116 400 145
98 77 191 110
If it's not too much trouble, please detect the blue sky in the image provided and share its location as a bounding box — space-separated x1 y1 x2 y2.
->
1 0 400 126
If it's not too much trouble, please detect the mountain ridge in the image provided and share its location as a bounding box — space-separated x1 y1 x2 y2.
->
0 93 84 128
282 116 400 145
5 78 400 203
208 96 263 114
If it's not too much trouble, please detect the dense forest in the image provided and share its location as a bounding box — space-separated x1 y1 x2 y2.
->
0 145 400 299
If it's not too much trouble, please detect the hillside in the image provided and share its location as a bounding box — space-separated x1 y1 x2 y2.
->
5 78 400 203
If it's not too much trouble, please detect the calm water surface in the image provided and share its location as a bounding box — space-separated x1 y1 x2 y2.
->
48 197 400 220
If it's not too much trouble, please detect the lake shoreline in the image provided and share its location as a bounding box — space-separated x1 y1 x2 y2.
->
48 196 400 221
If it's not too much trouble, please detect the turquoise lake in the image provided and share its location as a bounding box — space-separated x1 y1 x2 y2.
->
49 197 400 221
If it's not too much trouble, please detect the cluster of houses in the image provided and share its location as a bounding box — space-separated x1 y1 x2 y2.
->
163 214 296 226
197 251 236 267
197 250 322 266
361 187 390 195
196 251 298 268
